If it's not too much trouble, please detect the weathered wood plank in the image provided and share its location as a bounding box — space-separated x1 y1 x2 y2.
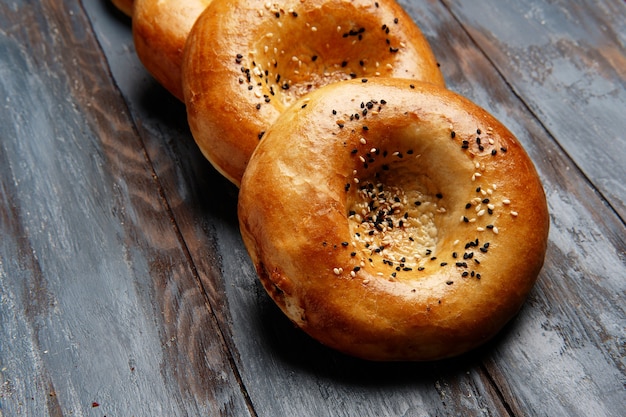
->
443 0 626 220
89 0 626 415
0 1 252 415
1 0 624 416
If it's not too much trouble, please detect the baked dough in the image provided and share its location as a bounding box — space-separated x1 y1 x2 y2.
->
238 78 549 361
183 0 445 185
111 0 133 16
133 0 211 100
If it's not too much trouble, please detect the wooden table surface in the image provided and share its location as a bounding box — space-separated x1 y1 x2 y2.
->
1 0 624 416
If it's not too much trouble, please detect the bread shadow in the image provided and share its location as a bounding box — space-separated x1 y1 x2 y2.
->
254 286 519 386
136 80 240 227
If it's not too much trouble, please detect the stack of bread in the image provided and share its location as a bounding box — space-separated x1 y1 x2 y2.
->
112 0 549 361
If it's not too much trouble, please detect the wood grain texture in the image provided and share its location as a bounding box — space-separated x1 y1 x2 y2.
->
0 1 252 416
442 0 626 219
1 0 624 416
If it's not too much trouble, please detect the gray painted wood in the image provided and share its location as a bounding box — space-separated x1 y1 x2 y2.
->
1 0 624 416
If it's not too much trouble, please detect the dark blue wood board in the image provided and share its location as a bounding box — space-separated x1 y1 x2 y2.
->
0 0 624 416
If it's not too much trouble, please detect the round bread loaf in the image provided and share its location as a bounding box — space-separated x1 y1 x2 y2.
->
183 0 445 185
133 0 212 100
238 78 549 361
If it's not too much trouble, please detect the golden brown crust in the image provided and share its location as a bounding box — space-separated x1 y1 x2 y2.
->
111 0 133 16
133 0 211 100
182 0 445 186
238 79 549 361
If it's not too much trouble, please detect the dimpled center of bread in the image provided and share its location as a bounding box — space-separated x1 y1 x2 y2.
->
347 169 445 270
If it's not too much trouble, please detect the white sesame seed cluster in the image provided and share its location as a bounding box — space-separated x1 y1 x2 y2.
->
348 179 439 273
